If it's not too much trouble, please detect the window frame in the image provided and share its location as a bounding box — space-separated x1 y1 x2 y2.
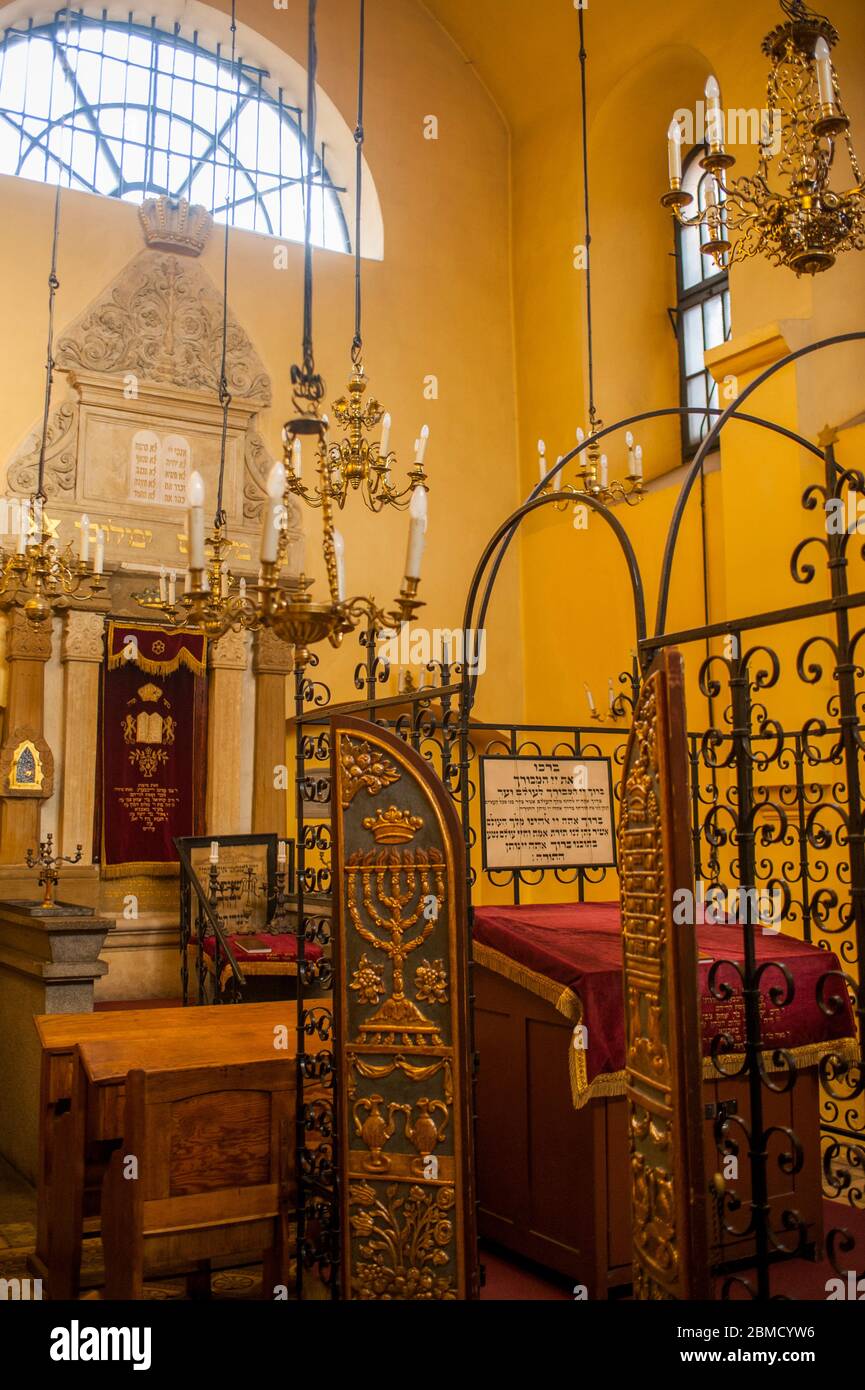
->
0 11 351 251
673 146 731 461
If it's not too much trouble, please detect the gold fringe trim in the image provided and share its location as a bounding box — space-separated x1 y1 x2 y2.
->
569 1036 862 1111
101 860 180 879
106 622 207 676
473 944 861 1111
473 941 583 1023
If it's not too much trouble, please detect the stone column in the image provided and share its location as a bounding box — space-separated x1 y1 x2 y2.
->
252 630 293 833
205 628 249 834
0 611 52 862
59 610 105 858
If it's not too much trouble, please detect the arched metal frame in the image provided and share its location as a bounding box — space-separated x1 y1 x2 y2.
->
0 9 350 249
454 332 865 1301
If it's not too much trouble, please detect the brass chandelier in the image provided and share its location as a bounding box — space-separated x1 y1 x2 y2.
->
134 0 426 668
286 0 429 514
662 0 864 276
0 169 106 626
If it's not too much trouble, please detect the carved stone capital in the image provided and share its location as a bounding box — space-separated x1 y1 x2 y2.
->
209 628 249 671
5 610 53 662
61 610 105 663
253 628 294 676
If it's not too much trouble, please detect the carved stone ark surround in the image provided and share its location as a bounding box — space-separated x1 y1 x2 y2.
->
61 610 106 664
56 251 271 405
209 628 249 672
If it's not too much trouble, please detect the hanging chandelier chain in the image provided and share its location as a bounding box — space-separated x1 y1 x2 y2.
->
36 178 63 503
577 6 596 431
302 0 319 388
351 0 366 367
215 0 241 531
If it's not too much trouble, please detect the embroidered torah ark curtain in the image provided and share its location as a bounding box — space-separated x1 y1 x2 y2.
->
100 623 207 876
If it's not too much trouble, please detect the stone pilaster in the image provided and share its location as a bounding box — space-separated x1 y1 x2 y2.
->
205 628 249 834
252 629 293 834
59 610 105 858
0 611 53 861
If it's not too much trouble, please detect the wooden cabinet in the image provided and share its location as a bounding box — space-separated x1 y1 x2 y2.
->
474 965 823 1296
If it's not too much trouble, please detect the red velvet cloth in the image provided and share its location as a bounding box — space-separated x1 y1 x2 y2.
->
200 933 323 962
473 900 856 1087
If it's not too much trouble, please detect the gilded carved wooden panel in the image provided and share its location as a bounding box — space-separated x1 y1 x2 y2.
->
618 650 710 1299
331 717 478 1300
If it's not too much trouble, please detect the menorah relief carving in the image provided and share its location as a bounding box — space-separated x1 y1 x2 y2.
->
346 806 448 1046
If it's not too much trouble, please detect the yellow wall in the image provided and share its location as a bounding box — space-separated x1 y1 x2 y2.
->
0 0 524 722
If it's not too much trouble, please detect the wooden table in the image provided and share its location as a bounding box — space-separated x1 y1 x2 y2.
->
31 999 328 1298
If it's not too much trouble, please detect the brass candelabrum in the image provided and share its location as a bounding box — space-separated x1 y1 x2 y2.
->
539 422 644 510
25 834 83 910
133 411 427 670
1 499 106 625
662 0 864 276
283 364 429 513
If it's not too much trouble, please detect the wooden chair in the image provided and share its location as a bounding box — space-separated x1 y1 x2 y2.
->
100 1058 296 1300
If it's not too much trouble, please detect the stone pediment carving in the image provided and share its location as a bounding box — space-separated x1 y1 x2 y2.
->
6 400 78 498
55 249 271 405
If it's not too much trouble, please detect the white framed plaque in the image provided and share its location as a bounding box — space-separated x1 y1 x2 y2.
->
479 755 616 871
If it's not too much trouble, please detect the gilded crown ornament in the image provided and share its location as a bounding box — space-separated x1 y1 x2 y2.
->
362 805 424 844
138 195 213 258
662 0 864 275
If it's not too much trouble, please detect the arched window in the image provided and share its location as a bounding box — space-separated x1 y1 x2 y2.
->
673 147 731 456
0 10 350 250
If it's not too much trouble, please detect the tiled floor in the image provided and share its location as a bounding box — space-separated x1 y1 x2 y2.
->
2 1154 861 1301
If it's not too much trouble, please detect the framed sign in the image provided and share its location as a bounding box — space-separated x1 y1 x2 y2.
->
479 755 616 871
176 833 278 934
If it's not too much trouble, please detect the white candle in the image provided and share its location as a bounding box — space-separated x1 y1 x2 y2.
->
168 569 176 605
380 411 391 458
183 569 190 595
220 566 229 598
187 469 205 570
576 427 585 444
625 431 634 451
584 682 595 714
538 438 547 483
292 436 302 478
278 839 286 866
405 485 427 581
705 75 723 147
239 577 247 600
633 444 644 480
261 460 286 565
415 424 429 466
667 117 683 183
333 528 346 601
599 454 609 489
79 513 90 562
159 564 167 603
814 36 834 107
17 499 29 553
94 527 105 574
209 840 219 864
553 456 562 492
